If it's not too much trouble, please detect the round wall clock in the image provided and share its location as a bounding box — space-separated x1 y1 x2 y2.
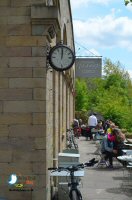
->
48 44 75 71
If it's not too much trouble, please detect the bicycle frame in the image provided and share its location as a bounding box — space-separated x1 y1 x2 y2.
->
66 129 78 150
48 158 98 200
68 170 82 200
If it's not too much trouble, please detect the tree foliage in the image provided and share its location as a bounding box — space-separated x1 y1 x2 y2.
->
124 0 132 6
75 58 132 131
75 79 89 111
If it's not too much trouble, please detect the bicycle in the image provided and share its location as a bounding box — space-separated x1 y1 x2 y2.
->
48 158 98 200
66 128 78 149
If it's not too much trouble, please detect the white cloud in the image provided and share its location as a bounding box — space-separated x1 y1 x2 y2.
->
70 0 115 9
73 13 132 51
128 69 132 78
126 4 132 12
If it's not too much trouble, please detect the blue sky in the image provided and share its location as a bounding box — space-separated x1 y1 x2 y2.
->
70 0 132 78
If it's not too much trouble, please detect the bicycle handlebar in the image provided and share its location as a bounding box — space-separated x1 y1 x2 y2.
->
48 158 98 172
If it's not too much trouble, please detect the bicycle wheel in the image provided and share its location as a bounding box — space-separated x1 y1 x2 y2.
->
72 137 78 149
71 190 80 200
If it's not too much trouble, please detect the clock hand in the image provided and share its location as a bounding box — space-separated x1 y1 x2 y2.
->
61 60 63 68
61 47 63 59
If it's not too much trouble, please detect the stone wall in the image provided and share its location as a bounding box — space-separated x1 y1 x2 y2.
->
0 0 75 200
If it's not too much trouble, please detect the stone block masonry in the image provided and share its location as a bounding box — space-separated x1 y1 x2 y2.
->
6 36 47 46
0 1 75 200
0 1 49 200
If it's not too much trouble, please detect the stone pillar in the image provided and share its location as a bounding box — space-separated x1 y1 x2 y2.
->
31 4 61 200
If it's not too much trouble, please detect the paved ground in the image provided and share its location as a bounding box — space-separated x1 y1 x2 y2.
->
78 136 132 200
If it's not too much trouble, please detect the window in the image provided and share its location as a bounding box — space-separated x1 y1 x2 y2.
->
46 0 53 6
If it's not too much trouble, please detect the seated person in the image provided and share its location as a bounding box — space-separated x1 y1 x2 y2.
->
73 118 80 138
106 123 116 135
101 128 120 168
115 129 126 156
103 119 110 134
85 126 91 140
96 121 104 136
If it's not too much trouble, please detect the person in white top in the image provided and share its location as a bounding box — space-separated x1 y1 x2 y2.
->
88 113 97 127
87 112 98 140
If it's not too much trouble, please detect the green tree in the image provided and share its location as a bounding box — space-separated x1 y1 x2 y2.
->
124 0 132 6
75 78 89 111
75 58 132 131
96 59 132 129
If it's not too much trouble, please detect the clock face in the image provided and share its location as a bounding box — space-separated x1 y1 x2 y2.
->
49 45 75 71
